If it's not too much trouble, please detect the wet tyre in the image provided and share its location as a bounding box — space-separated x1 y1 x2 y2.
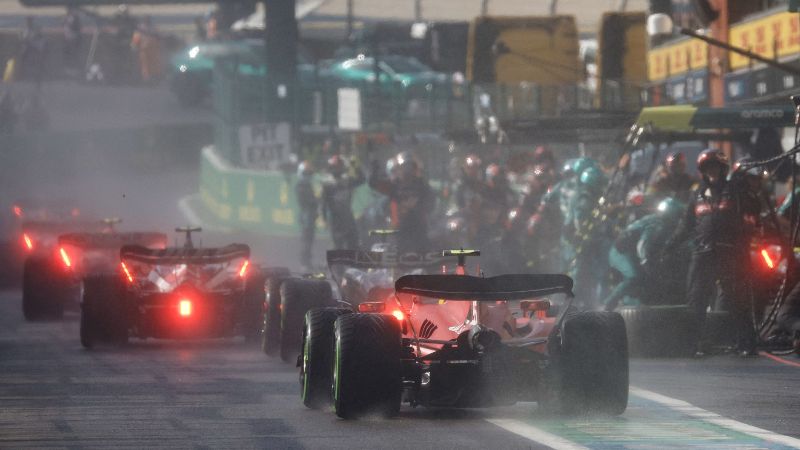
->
242 268 267 343
543 311 628 416
81 275 128 349
333 313 402 419
301 307 352 409
22 256 64 321
279 278 334 363
618 305 695 357
261 271 289 356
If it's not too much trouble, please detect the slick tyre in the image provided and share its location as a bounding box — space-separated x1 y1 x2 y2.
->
301 307 352 409
242 268 267 344
81 275 128 349
333 313 402 419
22 257 64 321
261 272 289 356
544 311 628 416
618 305 695 357
279 278 333 363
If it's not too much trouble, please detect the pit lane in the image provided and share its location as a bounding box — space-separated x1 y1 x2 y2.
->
2 290 799 449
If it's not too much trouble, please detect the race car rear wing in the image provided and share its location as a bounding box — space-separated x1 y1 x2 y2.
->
120 244 250 265
395 274 574 301
22 219 104 234
59 232 167 249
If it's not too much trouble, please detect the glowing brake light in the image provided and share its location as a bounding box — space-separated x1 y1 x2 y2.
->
59 247 72 268
238 260 250 278
391 309 405 321
179 299 192 317
13 205 22 217
761 249 775 269
23 233 33 251
120 261 134 283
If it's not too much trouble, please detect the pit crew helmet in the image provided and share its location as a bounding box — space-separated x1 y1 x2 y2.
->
485 163 507 189
665 152 686 172
297 160 314 178
395 151 422 179
697 149 729 174
579 166 607 191
732 156 766 178
656 197 685 218
462 154 483 179
327 155 346 176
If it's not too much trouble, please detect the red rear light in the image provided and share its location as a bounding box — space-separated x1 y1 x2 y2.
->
238 260 250 278
391 309 405 321
179 299 192 317
59 247 72 268
13 205 22 217
120 262 134 283
761 249 776 270
23 233 33 251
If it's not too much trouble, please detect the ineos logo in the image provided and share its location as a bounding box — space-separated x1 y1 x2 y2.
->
740 110 785 119
346 250 446 267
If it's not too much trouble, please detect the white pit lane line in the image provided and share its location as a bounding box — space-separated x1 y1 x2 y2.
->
630 387 800 449
486 387 800 450
485 418 589 450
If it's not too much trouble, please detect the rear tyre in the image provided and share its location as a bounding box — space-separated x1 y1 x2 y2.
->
81 275 128 349
22 257 64 321
333 313 402 419
261 271 289 356
618 305 695 357
301 307 352 409
279 278 333 363
543 311 628 416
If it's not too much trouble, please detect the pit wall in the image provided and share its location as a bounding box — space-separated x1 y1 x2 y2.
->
199 146 377 236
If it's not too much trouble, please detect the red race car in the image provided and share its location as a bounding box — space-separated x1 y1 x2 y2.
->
299 250 629 418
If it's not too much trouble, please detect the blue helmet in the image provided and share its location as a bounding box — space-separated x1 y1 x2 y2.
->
656 197 685 218
579 166 607 190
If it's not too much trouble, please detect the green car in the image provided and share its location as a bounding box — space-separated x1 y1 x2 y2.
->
322 55 448 96
169 39 263 107
170 39 317 107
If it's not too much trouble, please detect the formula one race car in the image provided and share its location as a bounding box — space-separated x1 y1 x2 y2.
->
260 271 335 362
80 227 266 348
0 200 84 287
261 230 446 363
21 218 166 321
299 250 629 418
19 214 104 320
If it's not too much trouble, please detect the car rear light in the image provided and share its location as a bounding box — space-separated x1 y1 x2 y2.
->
391 309 405 321
238 260 250 278
59 247 72 268
179 299 192 317
13 205 22 217
358 302 385 313
22 233 33 251
120 261 134 283
761 248 776 270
